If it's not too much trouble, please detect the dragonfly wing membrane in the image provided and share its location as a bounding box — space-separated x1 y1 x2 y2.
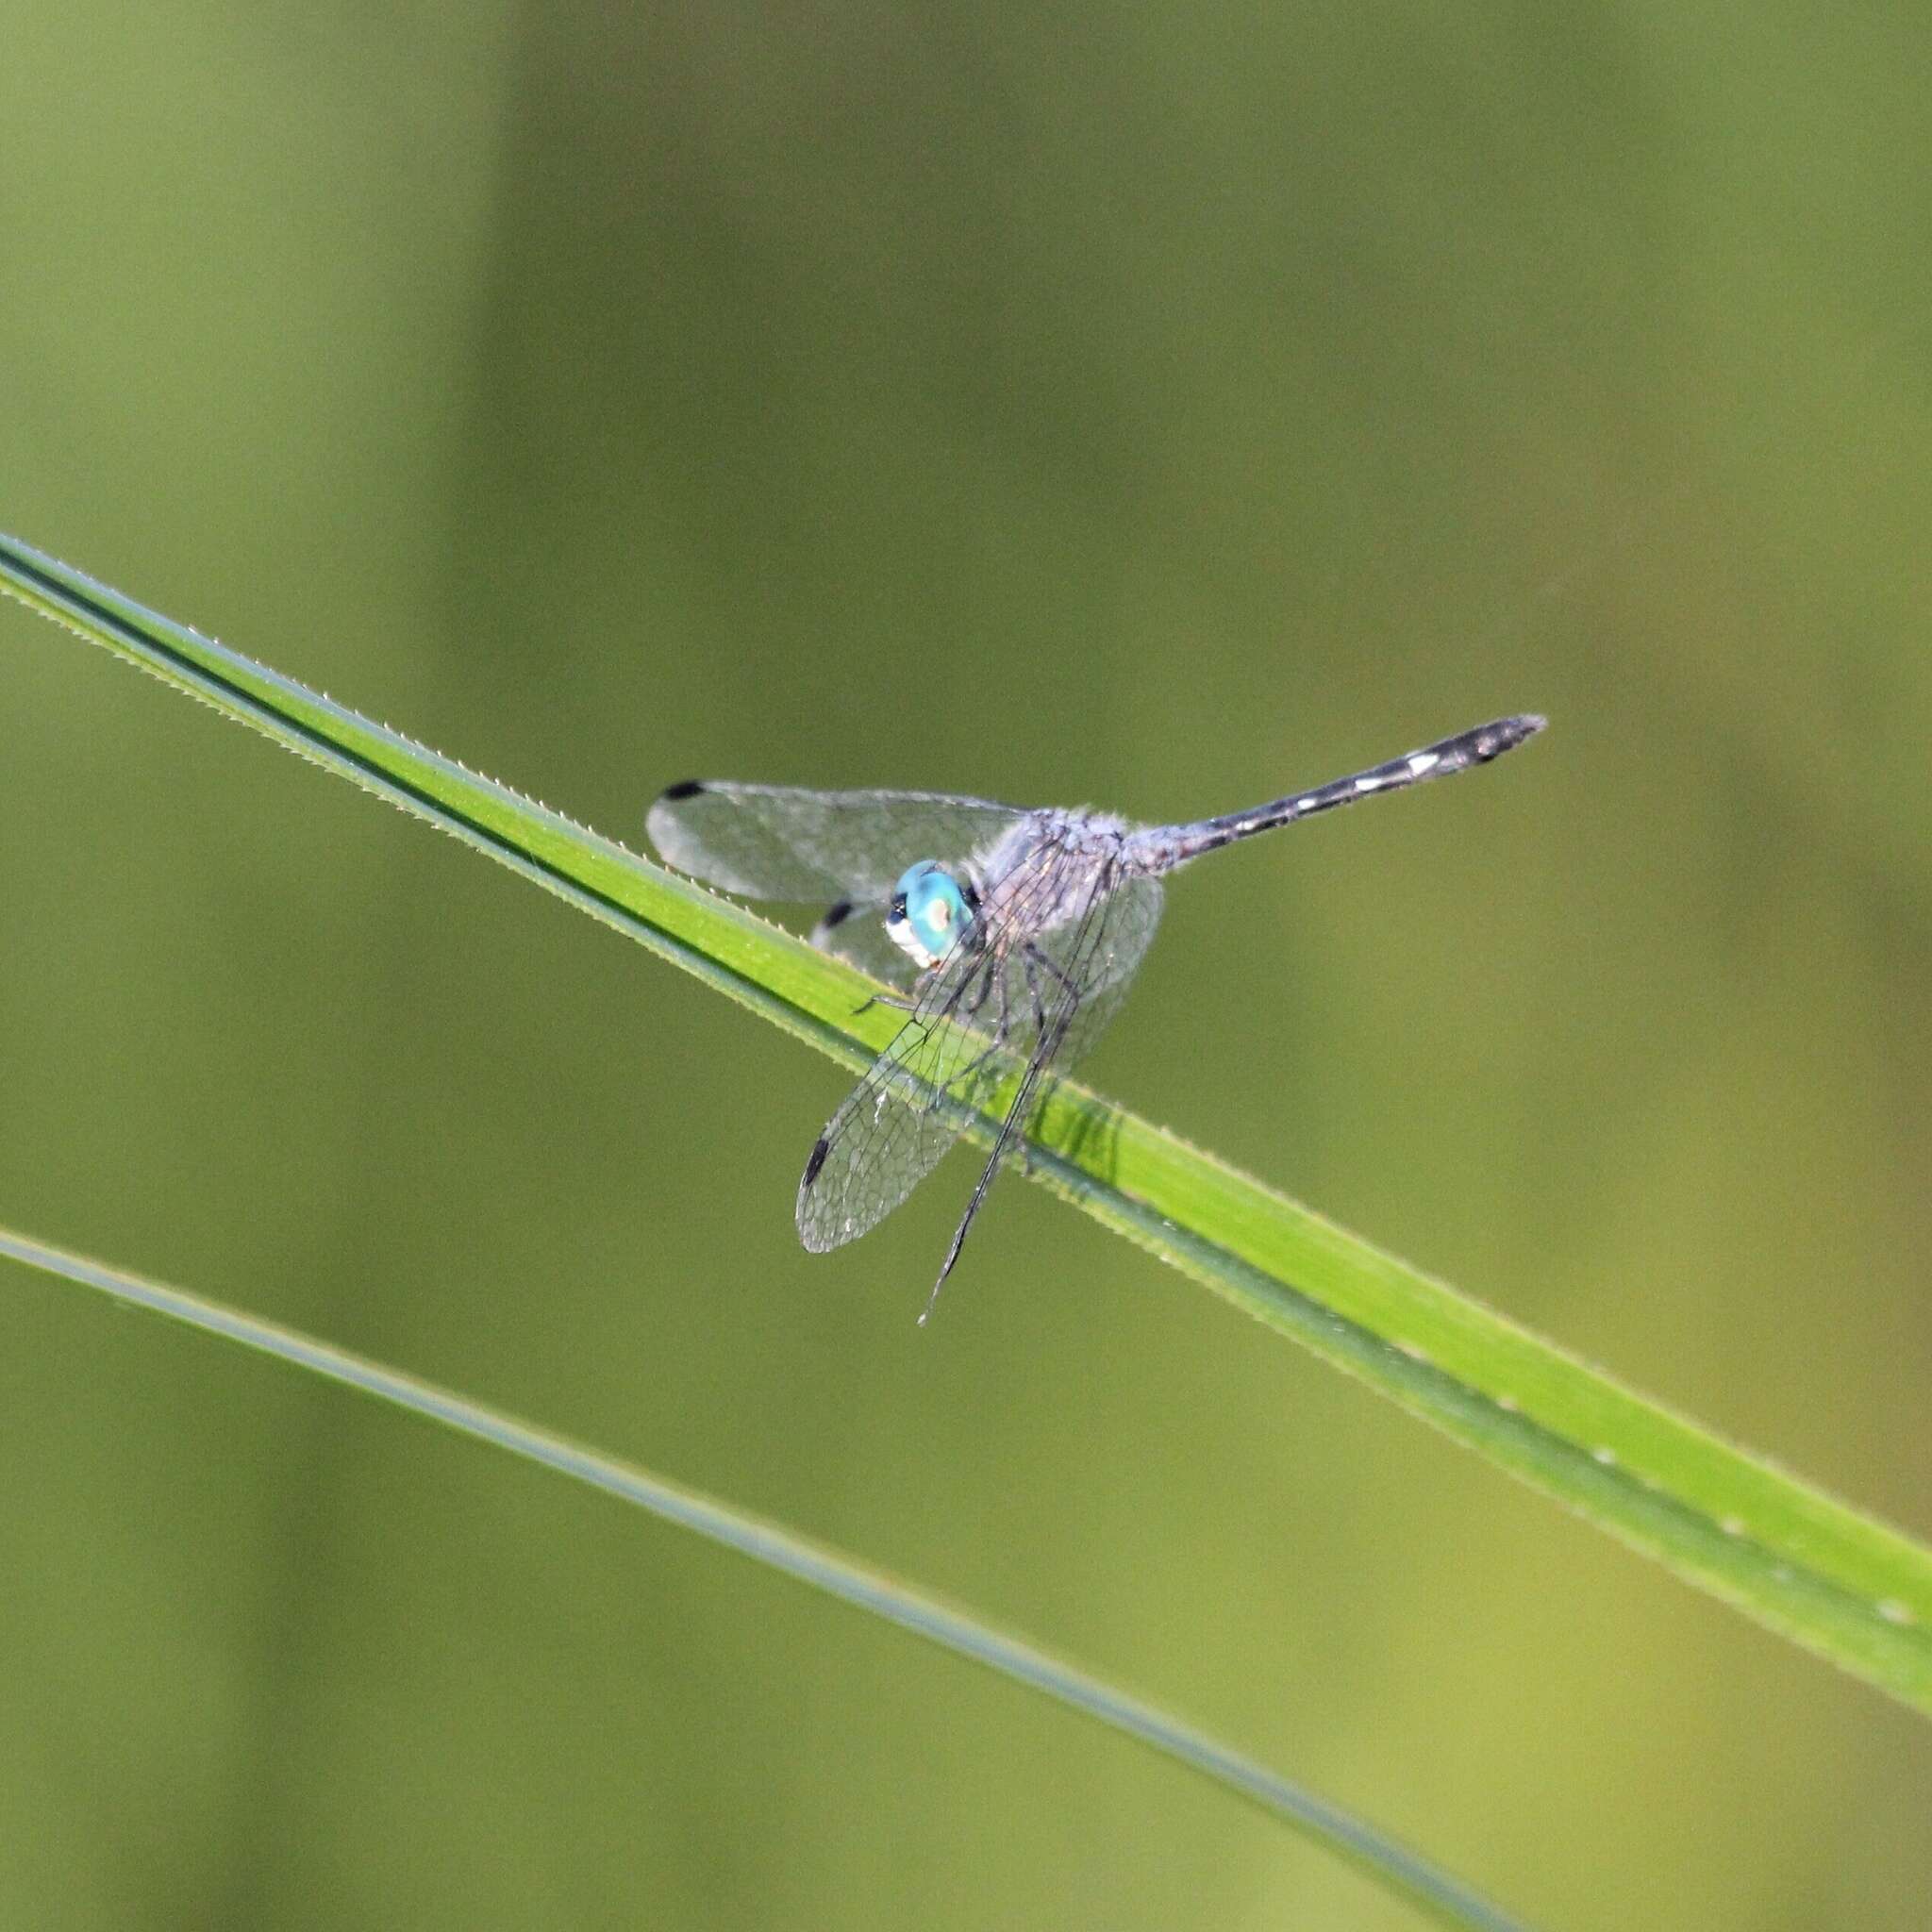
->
1022 872 1162 1074
646 783 1026 902
808 897 917 985
796 945 1022 1251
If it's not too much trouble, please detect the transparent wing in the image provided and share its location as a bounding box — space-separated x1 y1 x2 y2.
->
796 841 1164 1262
1024 872 1162 1074
808 897 918 986
796 941 1021 1252
646 781 1027 902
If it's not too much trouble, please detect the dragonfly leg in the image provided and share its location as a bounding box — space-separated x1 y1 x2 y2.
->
1021 940 1084 1041
1013 941 1083 1172
1024 941 1078 1002
1020 947 1051 1039
1015 950 1057 1173
994 968 1036 1174
922 974 1083 1324
925 957 1008 1114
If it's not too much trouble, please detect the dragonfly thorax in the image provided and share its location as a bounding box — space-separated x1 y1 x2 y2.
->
886 860 975 969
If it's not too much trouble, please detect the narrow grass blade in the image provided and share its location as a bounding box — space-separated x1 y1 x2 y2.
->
4 530 1930 1713
0 1225 1534 1932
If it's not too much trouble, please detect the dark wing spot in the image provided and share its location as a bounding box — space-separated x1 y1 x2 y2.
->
660 779 706 800
802 1136 830 1189
821 899 854 930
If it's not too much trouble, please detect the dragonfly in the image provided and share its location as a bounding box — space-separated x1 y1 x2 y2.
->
647 712 1545 1319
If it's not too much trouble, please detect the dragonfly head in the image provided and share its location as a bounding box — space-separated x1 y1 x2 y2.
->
886 861 972 969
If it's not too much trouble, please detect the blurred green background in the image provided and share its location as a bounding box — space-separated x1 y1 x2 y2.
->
2 3 1928 1926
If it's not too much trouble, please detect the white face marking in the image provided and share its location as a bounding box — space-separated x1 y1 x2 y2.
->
1408 750 1440 775
886 914 934 969
1354 774 1382 793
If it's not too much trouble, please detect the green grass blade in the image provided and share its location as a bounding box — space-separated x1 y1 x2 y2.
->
5 529 1930 1714
0 1225 1533 1932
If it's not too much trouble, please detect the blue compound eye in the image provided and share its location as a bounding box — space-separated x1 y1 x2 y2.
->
884 861 970 968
